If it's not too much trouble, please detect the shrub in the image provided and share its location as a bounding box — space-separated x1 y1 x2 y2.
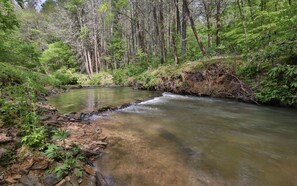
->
89 72 114 85
52 68 78 85
21 126 47 150
256 64 297 106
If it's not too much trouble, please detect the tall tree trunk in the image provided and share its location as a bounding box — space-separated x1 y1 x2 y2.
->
203 0 213 48
172 33 179 64
183 0 206 56
174 0 181 34
83 48 91 78
246 0 254 20
172 0 179 64
237 0 247 41
91 0 99 73
159 0 166 63
87 50 93 76
216 0 221 46
181 0 187 56
130 2 136 58
153 5 160 57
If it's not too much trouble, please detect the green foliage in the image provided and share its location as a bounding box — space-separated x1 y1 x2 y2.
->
112 63 148 85
107 31 126 67
0 63 61 150
89 72 114 85
0 0 18 31
52 129 70 141
135 48 147 63
52 157 83 178
40 42 77 73
21 126 47 149
0 31 41 68
45 142 85 178
0 63 60 90
52 68 79 85
44 143 62 159
135 71 158 89
256 65 297 105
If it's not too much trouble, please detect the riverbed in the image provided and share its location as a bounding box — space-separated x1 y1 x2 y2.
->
49 87 297 186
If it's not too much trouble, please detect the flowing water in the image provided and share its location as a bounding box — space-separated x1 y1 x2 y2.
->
49 87 297 186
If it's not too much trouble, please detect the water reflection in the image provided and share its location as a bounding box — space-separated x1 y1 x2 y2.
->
48 87 158 113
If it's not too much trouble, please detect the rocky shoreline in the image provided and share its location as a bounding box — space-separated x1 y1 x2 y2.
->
0 86 144 186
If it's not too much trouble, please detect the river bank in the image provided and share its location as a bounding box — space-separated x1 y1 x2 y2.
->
0 85 159 185
0 90 110 185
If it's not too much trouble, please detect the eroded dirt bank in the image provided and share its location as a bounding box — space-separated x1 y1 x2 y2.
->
133 61 256 103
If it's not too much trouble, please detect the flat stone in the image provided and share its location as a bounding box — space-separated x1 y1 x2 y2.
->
70 174 79 186
43 174 60 186
5 174 22 184
20 174 40 186
40 115 52 121
0 133 12 143
13 174 22 179
5 176 17 184
19 158 34 172
31 160 49 170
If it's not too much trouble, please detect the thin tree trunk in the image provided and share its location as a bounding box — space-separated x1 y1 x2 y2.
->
83 49 91 78
172 33 179 64
237 0 247 41
159 0 166 63
183 0 206 56
153 5 160 57
130 2 136 58
216 0 221 46
203 0 213 48
246 0 254 20
174 0 181 34
172 1 179 65
87 50 93 76
181 0 187 56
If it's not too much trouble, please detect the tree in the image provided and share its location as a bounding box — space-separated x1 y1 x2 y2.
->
183 0 206 56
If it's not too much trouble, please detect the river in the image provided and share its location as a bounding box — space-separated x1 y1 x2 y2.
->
49 87 297 186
